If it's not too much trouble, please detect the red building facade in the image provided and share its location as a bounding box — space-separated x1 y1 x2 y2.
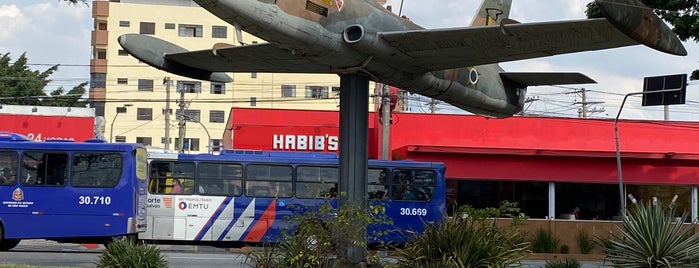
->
224 108 699 220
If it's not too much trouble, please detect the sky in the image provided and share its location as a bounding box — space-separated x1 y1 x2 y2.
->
1 0 699 121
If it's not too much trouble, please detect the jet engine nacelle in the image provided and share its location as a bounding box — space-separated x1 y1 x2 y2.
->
342 25 411 62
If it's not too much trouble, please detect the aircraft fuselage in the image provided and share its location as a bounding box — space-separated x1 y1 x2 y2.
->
194 0 523 117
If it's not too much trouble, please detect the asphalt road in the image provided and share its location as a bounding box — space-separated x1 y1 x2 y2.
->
0 240 611 267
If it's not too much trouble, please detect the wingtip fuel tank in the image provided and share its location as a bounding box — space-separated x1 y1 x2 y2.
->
118 34 233 83
595 0 687 56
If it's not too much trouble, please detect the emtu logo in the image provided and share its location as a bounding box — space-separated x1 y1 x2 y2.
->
178 202 187 210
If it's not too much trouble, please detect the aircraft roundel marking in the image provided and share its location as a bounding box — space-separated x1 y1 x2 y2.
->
336 0 344 11
468 68 479 85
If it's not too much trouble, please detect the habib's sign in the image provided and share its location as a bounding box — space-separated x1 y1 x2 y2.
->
273 134 339 151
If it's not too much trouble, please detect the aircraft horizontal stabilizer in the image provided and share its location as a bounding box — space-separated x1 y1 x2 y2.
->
500 72 596 86
118 34 232 82
596 0 687 56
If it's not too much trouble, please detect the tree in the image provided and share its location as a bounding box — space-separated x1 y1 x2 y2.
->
586 1 699 79
64 0 88 6
0 52 87 107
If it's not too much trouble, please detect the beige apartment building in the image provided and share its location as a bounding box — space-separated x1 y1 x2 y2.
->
90 0 377 153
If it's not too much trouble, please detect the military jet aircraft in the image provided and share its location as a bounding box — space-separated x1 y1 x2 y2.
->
119 0 686 118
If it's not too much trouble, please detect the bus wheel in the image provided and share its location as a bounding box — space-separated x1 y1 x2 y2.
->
0 239 20 251
0 226 20 251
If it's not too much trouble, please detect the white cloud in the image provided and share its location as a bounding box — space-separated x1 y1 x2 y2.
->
0 5 26 41
2 1 92 92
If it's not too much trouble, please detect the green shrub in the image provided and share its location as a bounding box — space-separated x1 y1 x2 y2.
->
605 199 699 267
532 228 559 253
246 200 390 268
544 258 582 268
576 229 596 254
392 215 530 267
560 244 569 254
95 238 167 268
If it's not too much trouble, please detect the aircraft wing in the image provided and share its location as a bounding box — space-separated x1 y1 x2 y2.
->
166 43 334 73
379 18 674 72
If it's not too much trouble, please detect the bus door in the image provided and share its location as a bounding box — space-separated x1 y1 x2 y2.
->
145 160 195 240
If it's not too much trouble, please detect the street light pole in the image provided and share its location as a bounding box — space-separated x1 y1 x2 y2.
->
180 114 212 153
615 88 680 219
109 104 133 143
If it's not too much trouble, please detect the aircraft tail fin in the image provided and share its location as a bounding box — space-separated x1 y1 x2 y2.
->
470 0 512 26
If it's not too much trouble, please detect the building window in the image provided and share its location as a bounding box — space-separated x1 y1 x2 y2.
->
178 24 203 37
177 81 201 93
115 136 126 143
119 21 130 27
91 102 105 117
332 86 340 95
136 137 152 146
96 49 107 60
165 23 175 29
211 139 222 152
137 108 153 121
98 22 107 30
118 49 129 56
90 73 106 88
161 137 172 145
209 110 225 123
140 22 155 35
117 78 128 85
180 109 201 122
305 86 329 99
138 79 154 91
210 83 225 94
250 97 257 107
281 85 296 97
212 26 227 38
176 138 200 151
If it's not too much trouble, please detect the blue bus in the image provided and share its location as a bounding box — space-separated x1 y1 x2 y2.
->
140 149 445 246
0 132 148 250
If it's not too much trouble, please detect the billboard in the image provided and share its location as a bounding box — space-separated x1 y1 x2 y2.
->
0 106 95 141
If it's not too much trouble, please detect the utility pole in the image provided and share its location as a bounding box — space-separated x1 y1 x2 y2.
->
380 84 391 160
571 88 604 118
428 98 439 113
163 77 171 151
520 96 539 115
177 86 187 153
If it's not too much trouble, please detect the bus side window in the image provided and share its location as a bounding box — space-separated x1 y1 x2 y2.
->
392 170 413 201
413 170 436 201
71 153 123 188
173 162 195 194
246 164 292 198
0 151 18 186
20 151 69 187
368 169 388 200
